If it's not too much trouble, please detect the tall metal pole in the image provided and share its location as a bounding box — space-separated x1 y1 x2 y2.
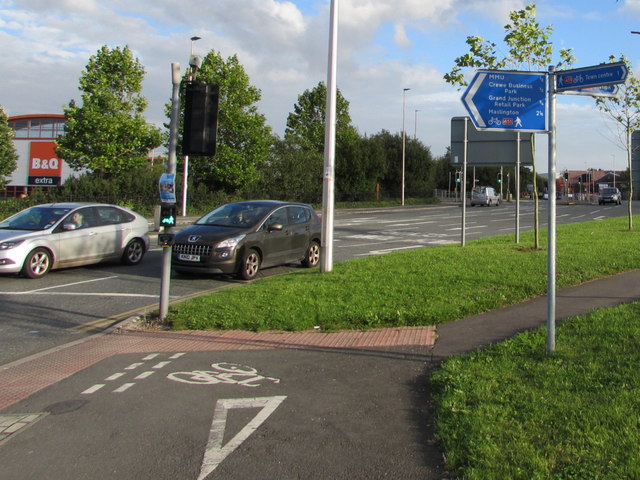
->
515 133 521 243
461 117 468 247
160 62 181 321
181 36 201 217
547 66 557 353
401 88 410 206
414 109 420 139
320 0 338 273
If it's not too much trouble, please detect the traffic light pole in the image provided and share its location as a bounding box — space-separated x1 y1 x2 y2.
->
159 63 181 321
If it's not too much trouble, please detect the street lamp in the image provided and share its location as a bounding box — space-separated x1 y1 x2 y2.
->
401 87 410 206
182 35 202 217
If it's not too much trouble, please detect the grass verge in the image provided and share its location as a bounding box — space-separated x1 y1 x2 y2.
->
431 301 640 479
166 215 640 332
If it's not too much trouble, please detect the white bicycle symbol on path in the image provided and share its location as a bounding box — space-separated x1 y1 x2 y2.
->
167 362 280 388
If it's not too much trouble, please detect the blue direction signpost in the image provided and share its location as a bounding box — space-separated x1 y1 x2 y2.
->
462 70 547 132
555 62 628 92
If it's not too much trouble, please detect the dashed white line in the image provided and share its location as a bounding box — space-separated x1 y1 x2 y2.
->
82 384 105 395
113 383 135 393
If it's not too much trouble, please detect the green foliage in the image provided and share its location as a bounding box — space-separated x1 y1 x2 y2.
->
595 55 639 227
432 302 640 479
444 4 575 87
0 106 18 189
167 215 640 332
285 82 359 153
180 52 272 192
56 45 163 176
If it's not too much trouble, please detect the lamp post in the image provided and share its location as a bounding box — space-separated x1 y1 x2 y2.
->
182 35 201 217
414 109 420 139
401 87 410 206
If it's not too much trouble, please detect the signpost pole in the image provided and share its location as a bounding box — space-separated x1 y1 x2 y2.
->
159 63 181 321
515 132 521 243
461 118 468 247
547 66 557 353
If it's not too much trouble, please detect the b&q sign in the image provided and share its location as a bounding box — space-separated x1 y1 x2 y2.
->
28 142 62 186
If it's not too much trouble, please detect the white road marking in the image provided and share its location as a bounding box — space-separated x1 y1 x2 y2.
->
198 396 287 480
152 361 171 369
81 384 105 395
169 353 186 360
125 362 144 370
143 354 159 361
105 373 126 381
113 383 135 393
135 371 155 380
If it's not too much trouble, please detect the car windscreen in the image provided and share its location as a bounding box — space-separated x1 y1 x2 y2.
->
0 206 73 231
196 204 272 228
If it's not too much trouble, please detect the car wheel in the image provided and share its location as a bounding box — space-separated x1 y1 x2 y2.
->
22 248 52 279
239 248 261 280
302 240 320 268
122 239 145 265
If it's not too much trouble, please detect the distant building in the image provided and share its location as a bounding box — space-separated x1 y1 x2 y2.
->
3 114 79 197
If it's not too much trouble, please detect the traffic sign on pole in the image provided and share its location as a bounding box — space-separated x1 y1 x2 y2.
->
461 70 547 132
555 62 628 92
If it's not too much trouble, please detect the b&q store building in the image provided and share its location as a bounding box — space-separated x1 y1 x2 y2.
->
3 114 77 198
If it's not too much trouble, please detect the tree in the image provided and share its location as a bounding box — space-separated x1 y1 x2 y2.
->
596 56 639 230
0 106 18 189
181 52 272 192
285 82 363 199
444 4 575 248
56 46 162 176
285 82 358 153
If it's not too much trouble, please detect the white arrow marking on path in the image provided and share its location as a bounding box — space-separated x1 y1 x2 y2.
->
198 396 287 480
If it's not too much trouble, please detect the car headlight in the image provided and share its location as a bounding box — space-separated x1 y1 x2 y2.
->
216 235 245 250
0 239 25 250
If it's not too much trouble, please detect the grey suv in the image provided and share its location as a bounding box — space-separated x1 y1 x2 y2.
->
598 187 622 205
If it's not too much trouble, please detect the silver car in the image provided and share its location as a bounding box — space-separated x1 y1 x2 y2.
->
0 203 150 278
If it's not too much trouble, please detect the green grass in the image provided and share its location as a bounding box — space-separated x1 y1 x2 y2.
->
431 302 640 479
166 215 640 331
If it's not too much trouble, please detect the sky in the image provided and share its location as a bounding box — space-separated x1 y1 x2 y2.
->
2 0 640 174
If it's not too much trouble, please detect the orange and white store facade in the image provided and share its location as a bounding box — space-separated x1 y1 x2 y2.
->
4 114 78 197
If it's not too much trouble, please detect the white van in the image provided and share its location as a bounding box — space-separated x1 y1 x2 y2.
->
471 186 500 206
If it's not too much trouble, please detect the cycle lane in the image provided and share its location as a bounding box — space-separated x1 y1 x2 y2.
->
0 327 444 479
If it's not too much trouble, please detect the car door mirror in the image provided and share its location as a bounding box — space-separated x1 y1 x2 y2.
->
268 223 283 232
63 223 77 231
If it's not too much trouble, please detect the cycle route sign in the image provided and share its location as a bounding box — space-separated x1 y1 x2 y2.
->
461 70 547 132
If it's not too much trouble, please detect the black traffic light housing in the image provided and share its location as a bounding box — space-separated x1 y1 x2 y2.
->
183 82 219 156
160 203 177 227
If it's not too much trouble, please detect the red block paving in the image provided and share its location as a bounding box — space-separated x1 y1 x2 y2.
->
0 325 435 411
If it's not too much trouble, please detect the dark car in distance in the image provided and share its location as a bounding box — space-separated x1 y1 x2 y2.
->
172 200 321 280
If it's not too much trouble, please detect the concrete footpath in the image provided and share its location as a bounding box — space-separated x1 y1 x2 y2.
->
1 270 639 478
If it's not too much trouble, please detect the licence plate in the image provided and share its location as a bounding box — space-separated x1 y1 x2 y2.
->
179 253 200 262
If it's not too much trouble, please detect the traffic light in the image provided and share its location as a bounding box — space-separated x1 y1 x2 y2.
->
497 173 502 183
564 172 569 182
183 82 219 156
159 204 177 227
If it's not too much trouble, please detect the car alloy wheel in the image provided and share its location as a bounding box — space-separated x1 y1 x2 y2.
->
302 240 320 268
22 248 52 279
240 248 261 280
122 239 145 265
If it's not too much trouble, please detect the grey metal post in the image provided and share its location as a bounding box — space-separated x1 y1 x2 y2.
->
461 117 468 247
547 66 557 353
401 88 410 206
515 133 521 243
159 63 181 321
320 0 338 273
